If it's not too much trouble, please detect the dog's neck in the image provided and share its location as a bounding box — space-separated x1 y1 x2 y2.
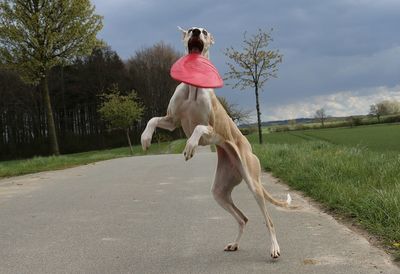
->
202 51 210 59
188 85 199 101
186 49 210 59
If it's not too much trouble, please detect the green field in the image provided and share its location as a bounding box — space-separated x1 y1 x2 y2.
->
248 124 400 259
248 124 400 152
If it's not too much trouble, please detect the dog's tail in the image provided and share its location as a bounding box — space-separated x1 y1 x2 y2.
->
220 140 299 210
262 188 298 209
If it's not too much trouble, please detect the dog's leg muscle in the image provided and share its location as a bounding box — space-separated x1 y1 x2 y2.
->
212 146 247 251
141 116 176 150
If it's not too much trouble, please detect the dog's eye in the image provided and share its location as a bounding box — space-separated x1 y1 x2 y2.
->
188 29 193 33
202 30 208 36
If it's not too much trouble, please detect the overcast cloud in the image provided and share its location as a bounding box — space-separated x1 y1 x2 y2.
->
92 0 400 121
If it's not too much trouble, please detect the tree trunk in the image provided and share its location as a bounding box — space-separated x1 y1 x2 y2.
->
61 66 67 135
255 85 263 144
126 128 133 154
41 73 60 155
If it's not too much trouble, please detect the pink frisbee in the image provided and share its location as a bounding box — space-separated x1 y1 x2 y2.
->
170 53 223 88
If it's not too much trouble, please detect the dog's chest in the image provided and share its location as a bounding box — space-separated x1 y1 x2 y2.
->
171 85 212 135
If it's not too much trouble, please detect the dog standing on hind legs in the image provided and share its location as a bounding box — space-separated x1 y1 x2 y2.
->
141 26 293 259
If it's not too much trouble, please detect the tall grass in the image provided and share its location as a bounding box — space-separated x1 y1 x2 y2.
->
252 142 400 259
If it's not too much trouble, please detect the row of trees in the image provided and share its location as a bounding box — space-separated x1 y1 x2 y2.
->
0 41 182 159
0 0 103 155
0 0 181 160
1 1 284 159
313 99 400 128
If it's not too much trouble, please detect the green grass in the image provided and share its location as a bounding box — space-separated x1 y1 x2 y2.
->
0 139 186 178
252 142 400 259
248 124 400 152
247 124 400 259
247 130 309 144
297 124 400 152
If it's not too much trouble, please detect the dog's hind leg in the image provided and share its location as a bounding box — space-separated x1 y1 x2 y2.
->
250 179 281 258
245 154 281 259
220 142 281 258
212 146 247 251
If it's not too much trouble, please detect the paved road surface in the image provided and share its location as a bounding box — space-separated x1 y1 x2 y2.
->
0 150 398 273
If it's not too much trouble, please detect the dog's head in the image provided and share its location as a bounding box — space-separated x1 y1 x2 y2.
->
178 26 214 59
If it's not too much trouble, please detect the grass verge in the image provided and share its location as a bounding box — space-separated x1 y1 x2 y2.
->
0 139 186 179
252 141 400 260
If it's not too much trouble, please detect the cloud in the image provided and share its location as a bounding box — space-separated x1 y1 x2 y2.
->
261 85 400 121
91 0 400 122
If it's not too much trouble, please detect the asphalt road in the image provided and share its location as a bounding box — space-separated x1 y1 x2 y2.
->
0 150 398 274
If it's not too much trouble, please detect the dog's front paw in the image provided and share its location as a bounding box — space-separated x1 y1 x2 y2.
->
141 131 152 151
183 140 197 161
224 242 239 251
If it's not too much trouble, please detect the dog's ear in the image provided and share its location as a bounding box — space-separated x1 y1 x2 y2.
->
177 26 187 40
210 33 215 45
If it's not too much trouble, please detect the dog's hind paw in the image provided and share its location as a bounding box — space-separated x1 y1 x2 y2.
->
270 243 281 259
224 242 239 251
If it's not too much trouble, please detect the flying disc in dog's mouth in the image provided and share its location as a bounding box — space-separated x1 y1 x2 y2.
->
170 53 223 88
188 37 204 53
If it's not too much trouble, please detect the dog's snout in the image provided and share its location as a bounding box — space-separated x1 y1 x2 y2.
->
192 28 201 37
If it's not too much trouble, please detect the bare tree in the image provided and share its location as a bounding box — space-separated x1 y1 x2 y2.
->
314 108 327 127
224 29 283 144
369 104 382 122
217 96 251 125
369 100 400 123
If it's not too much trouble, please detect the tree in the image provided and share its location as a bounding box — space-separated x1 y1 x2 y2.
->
224 29 283 144
369 104 382 122
368 100 400 123
217 96 251 125
376 100 400 116
98 85 144 154
0 44 139 160
314 108 327 127
127 42 181 120
387 100 400 114
0 0 103 155
346 116 362 128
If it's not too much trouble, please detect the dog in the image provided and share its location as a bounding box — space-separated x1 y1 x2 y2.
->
141 27 292 259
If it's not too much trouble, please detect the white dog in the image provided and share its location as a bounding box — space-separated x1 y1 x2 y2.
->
141 27 292 258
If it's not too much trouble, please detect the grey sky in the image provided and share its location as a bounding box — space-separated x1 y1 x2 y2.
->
92 0 400 121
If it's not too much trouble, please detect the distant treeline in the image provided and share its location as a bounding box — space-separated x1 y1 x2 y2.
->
0 43 182 160
270 114 400 133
